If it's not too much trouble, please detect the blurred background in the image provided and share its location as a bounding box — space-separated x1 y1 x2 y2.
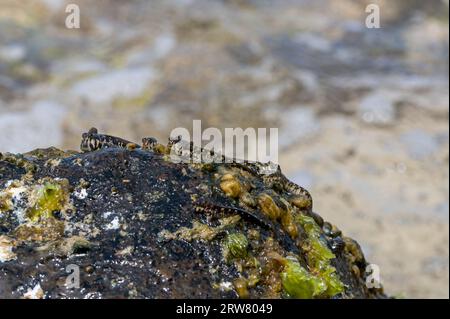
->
0 0 448 298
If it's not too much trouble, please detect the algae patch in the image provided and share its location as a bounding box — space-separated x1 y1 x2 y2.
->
1 178 72 243
297 214 344 297
13 218 65 242
257 214 345 299
223 232 248 261
26 179 70 222
281 256 327 298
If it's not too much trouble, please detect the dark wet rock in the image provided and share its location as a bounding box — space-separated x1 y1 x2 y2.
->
0 146 386 299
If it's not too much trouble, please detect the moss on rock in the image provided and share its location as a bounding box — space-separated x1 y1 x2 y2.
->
223 232 248 261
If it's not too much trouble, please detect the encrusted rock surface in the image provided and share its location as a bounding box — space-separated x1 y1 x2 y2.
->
0 146 386 299
1 0 448 299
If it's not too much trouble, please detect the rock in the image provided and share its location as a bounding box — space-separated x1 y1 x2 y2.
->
0 143 386 299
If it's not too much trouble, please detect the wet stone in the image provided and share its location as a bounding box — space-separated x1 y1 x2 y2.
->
0 146 386 299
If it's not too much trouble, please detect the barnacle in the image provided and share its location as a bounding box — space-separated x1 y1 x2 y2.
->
288 194 312 210
280 210 298 239
257 193 298 239
258 193 282 220
279 198 298 239
220 174 242 199
343 236 365 264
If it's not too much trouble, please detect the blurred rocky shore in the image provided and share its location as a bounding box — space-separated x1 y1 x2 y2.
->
0 0 448 298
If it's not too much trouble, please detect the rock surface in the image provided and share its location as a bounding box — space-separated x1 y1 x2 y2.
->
0 146 385 299
1 0 447 299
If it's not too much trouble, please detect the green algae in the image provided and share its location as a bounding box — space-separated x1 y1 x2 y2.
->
297 214 345 297
27 181 69 222
13 218 65 242
223 232 248 261
281 256 326 298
